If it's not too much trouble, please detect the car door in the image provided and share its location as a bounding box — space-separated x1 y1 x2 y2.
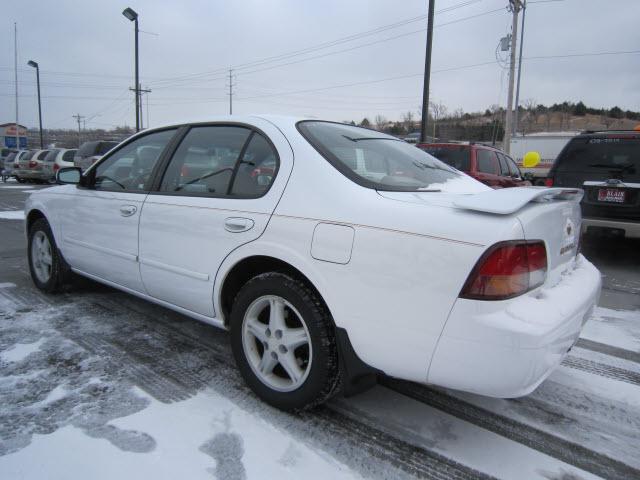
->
475 149 502 188
59 128 178 292
138 120 293 318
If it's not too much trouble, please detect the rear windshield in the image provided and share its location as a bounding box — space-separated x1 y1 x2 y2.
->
419 145 470 171
44 149 61 162
78 141 99 156
98 142 118 155
6 152 17 162
556 136 640 175
63 149 76 161
297 121 460 191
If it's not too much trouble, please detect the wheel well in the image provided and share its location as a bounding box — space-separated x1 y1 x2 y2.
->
220 255 324 325
26 209 46 232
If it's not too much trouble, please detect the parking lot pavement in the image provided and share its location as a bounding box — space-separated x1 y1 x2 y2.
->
1 182 639 480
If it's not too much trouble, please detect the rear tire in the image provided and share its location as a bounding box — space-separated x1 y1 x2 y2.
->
28 218 73 293
230 272 341 411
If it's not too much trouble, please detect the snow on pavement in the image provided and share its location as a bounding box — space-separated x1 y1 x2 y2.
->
0 279 639 479
0 210 25 220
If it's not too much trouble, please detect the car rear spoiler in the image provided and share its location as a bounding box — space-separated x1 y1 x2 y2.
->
453 187 584 215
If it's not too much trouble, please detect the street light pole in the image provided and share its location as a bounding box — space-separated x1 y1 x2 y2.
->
502 0 523 154
122 7 140 132
513 0 526 135
27 60 44 148
420 0 435 143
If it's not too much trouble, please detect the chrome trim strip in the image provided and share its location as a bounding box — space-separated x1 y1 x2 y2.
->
140 257 210 281
64 237 138 262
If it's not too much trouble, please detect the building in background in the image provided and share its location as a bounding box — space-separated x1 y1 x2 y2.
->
0 123 28 149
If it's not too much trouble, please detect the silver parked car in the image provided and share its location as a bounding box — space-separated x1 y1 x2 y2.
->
42 148 77 182
17 149 52 182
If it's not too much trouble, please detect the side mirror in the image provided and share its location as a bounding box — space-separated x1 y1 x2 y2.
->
56 167 82 185
523 151 541 169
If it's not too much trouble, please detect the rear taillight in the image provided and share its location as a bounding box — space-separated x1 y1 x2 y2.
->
544 178 554 187
53 163 60 172
460 241 547 300
29 160 37 168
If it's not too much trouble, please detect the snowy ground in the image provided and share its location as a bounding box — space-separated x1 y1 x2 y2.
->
1 183 639 480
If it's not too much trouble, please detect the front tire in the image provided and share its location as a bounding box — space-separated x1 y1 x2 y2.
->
230 272 341 411
28 218 72 293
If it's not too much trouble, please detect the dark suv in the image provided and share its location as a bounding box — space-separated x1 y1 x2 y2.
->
547 130 640 238
417 142 530 188
74 141 119 171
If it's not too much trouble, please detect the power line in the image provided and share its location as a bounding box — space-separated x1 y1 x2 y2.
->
148 0 486 87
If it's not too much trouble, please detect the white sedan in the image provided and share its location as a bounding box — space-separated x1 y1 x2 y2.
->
25 116 601 411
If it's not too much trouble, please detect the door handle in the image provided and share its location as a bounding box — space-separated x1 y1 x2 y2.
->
120 205 137 217
224 217 255 233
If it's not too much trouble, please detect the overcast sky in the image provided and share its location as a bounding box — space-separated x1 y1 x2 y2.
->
3 0 639 130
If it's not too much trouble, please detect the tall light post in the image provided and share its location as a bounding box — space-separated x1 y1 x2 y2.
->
420 0 435 143
27 60 44 148
122 7 140 132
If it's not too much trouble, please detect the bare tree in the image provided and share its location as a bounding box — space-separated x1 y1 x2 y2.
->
429 101 448 137
374 115 388 131
402 111 415 133
522 98 537 134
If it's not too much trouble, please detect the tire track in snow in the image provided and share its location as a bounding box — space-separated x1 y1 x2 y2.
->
576 338 640 365
311 407 498 480
82 294 496 480
381 377 640 480
562 355 640 387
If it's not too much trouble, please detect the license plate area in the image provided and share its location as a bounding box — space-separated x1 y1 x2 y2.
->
597 188 626 203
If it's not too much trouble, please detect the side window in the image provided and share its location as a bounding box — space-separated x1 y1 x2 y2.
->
160 126 251 195
37 151 50 161
476 150 499 175
496 153 511 176
507 157 521 177
63 150 76 162
230 133 278 196
93 129 176 192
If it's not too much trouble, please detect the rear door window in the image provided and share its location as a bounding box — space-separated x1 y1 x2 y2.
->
476 149 499 175
496 153 510 176
36 151 50 161
159 126 251 195
506 156 521 177
230 133 279 196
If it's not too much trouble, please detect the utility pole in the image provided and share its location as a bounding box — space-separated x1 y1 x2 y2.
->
227 69 234 115
513 0 526 135
420 0 435 143
73 114 85 147
503 0 523 154
131 84 151 129
14 23 20 150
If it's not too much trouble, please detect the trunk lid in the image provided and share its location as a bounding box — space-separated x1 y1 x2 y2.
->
379 186 583 279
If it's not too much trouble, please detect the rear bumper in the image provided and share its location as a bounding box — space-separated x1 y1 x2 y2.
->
427 255 601 398
582 217 640 239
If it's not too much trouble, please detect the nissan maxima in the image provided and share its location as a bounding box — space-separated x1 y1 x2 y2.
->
25 116 601 411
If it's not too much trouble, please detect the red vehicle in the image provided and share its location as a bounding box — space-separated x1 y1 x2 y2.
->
417 142 531 188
